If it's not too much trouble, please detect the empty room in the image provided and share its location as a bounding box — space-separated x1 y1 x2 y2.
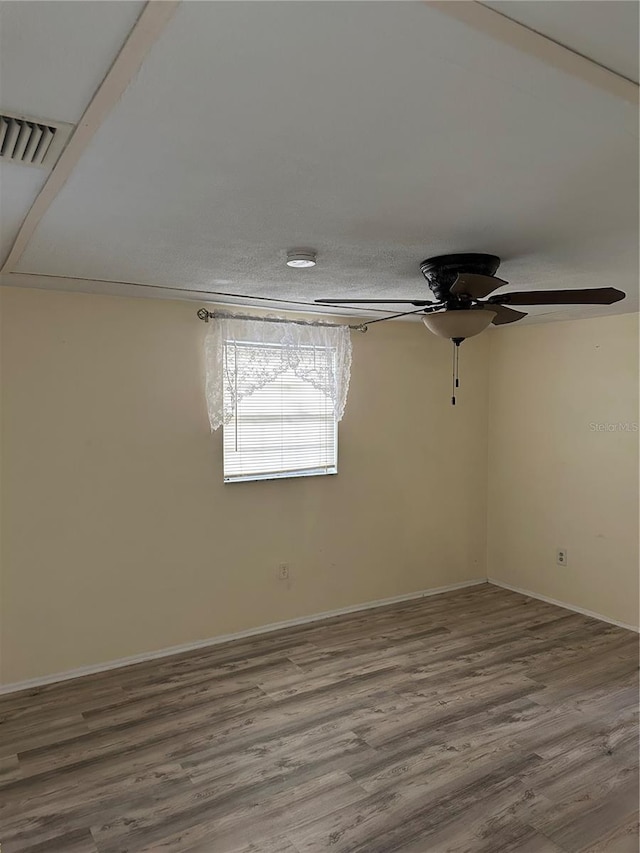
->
0 1 638 852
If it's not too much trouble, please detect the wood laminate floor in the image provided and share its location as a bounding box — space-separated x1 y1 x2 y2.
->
0 584 638 853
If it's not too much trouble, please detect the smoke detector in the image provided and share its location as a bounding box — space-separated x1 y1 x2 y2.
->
0 111 74 169
287 250 317 268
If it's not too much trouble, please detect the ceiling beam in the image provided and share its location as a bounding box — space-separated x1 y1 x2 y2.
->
428 1 637 104
0 0 180 275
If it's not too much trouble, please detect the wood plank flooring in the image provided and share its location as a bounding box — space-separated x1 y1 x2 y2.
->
0 584 638 853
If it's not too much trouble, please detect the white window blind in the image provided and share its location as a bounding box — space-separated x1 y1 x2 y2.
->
223 341 338 482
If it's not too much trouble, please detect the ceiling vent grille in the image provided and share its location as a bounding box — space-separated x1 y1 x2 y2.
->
0 111 74 169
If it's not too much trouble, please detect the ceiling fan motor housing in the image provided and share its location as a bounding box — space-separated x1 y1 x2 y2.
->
420 253 501 302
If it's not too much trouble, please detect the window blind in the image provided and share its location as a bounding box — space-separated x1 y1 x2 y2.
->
223 341 338 482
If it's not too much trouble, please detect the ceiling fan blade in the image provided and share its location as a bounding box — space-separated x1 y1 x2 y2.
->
490 305 527 325
489 287 625 306
315 298 433 305
451 273 508 299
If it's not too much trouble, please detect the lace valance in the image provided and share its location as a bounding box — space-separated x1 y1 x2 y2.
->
204 315 352 431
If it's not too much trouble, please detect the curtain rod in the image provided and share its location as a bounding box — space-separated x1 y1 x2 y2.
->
196 308 368 332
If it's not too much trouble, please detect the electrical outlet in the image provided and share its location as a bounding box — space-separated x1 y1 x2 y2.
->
278 563 289 580
556 548 568 567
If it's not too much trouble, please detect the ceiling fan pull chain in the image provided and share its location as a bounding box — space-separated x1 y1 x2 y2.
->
451 338 463 405
451 340 456 406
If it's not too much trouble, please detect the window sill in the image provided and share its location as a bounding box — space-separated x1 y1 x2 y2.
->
224 468 338 484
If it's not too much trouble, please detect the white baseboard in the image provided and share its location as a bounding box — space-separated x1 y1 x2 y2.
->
0 578 486 696
488 578 639 633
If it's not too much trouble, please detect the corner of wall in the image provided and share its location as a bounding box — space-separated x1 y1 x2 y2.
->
485 313 640 629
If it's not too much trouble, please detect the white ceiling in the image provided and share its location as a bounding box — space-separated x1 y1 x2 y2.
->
484 1 639 83
1 1 638 322
0 0 144 264
0 1 144 122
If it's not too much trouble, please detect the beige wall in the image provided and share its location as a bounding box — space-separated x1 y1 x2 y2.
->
3 286 636 685
0 286 489 684
487 313 639 629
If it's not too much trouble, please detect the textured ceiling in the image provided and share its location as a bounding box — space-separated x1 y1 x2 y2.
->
0 0 144 264
484 1 639 83
2 1 638 322
0 161 47 268
0 1 144 122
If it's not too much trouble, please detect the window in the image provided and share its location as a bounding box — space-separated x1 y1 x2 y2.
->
203 314 351 479
223 341 338 482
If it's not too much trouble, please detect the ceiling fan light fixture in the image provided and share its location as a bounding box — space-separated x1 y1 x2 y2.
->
286 250 316 268
422 309 496 340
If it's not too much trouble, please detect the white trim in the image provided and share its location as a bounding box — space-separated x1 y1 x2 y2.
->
427 1 638 102
488 578 639 633
0 579 486 695
0 272 398 322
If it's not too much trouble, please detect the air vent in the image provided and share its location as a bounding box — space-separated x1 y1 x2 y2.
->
0 111 74 169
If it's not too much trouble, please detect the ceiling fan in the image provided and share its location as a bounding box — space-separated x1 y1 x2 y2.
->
316 253 625 404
